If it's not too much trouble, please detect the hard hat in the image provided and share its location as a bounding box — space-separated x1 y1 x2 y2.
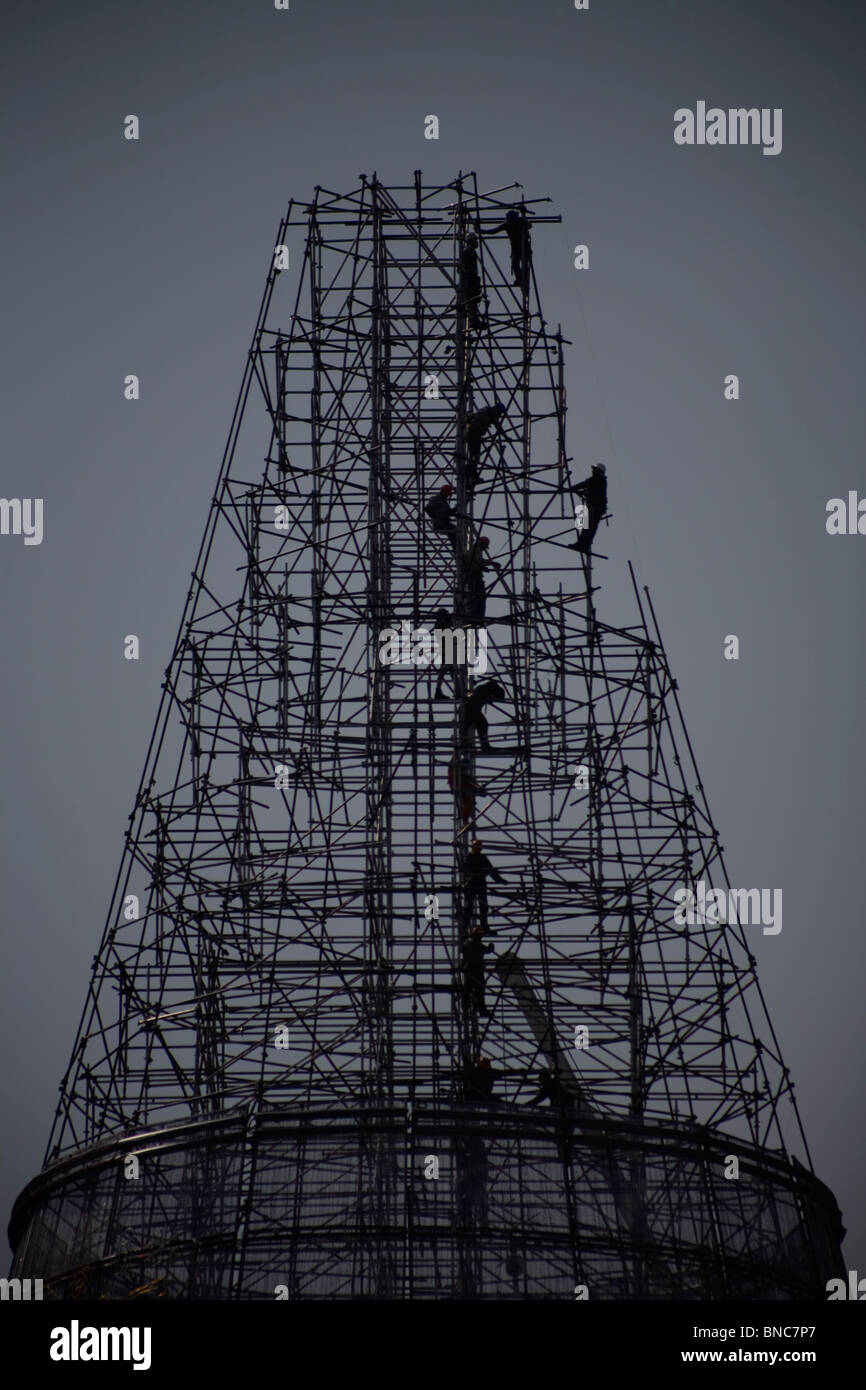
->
478 1058 491 1069
479 537 490 548
466 234 478 247
471 839 483 852
494 399 506 413
594 463 606 474
505 209 520 222
440 483 454 496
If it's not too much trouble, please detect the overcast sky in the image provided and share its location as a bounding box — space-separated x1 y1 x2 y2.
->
2 0 864 1282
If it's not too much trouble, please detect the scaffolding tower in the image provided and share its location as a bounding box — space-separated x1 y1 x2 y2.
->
9 174 844 1300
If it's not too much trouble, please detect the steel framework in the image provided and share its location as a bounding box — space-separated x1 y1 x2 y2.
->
9 174 844 1299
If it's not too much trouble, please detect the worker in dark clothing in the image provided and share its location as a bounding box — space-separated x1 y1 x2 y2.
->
571 464 607 554
460 401 506 492
462 679 506 752
463 838 504 932
432 608 464 701
448 753 485 827
462 927 494 1014
491 208 533 291
528 1067 575 1109
464 1056 499 1100
457 1133 490 1226
463 537 501 624
425 483 457 550
459 233 483 331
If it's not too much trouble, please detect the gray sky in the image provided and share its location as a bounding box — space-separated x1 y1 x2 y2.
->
2 0 864 1279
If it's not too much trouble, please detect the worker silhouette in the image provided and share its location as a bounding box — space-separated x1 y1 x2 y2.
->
425 483 457 550
463 536 501 624
464 1056 500 1101
462 838 504 932
460 401 506 493
462 927 495 1015
448 753 486 827
571 465 607 554
432 608 463 700
528 1067 575 1110
462 679 506 752
459 232 483 331
491 209 533 291
457 1134 489 1227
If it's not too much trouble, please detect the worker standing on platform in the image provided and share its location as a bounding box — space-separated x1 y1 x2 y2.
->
425 484 457 550
571 464 607 554
460 401 506 493
459 232 483 331
463 839 504 933
461 679 506 752
462 928 495 1015
491 209 533 291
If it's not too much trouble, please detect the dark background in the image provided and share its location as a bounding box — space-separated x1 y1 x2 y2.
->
2 0 864 1281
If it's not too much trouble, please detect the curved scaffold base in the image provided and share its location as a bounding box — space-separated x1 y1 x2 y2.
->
10 1104 844 1301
